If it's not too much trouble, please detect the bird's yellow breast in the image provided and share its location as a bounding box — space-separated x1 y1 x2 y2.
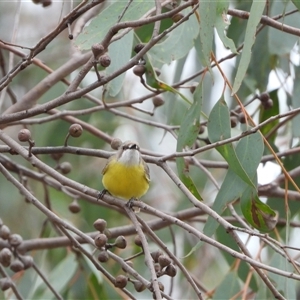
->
102 160 149 200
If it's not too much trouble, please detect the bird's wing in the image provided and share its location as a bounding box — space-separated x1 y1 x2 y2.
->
142 159 150 182
101 155 114 175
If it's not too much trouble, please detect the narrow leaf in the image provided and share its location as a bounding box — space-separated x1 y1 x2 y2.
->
292 66 300 137
198 1 217 69
204 131 264 237
148 8 199 66
215 1 237 54
106 31 134 96
176 84 203 199
241 187 277 232
259 89 279 145
292 0 300 11
145 59 192 104
75 1 154 50
213 271 241 300
208 98 256 188
232 1 266 94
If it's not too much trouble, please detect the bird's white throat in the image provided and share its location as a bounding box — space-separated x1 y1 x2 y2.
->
118 148 140 166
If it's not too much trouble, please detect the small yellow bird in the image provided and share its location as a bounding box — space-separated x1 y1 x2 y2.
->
100 141 150 209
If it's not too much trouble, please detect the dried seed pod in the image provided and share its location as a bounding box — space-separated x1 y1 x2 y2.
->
152 96 165 108
20 255 34 269
134 235 143 247
189 82 198 94
133 65 146 77
92 44 105 58
134 43 144 53
0 278 11 291
0 248 12 267
97 250 109 263
93 219 107 232
111 138 122 150
230 116 238 128
0 225 10 240
158 255 171 268
42 0 52 7
99 54 111 68
115 236 127 249
50 152 64 161
94 233 108 248
59 162 72 174
133 280 146 292
259 92 270 103
114 275 128 289
198 125 205 134
9 234 23 247
165 264 177 277
262 99 273 110
69 124 83 138
237 112 246 124
154 263 161 273
18 129 32 142
150 250 163 263
10 259 24 272
68 199 81 213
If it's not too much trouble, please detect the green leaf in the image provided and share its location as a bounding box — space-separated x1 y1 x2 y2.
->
241 186 277 232
269 1 300 55
216 226 259 292
148 8 199 67
215 1 237 54
75 1 154 50
247 26 271 91
144 59 192 104
106 30 134 97
198 1 217 69
204 131 264 237
292 66 300 137
207 98 256 188
176 83 203 200
259 89 279 142
207 97 231 142
291 0 300 11
232 0 266 94
213 271 241 300
31 252 78 299
268 252 297 299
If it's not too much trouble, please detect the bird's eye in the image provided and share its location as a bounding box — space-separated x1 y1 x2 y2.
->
130 144 138 150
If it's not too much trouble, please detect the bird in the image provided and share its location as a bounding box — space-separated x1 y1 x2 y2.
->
100 141 150 211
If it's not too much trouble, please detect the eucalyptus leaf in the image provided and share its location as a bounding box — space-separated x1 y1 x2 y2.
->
75 1 154 51
106 31 134 97
292 66 300 137
208 98 256 188
176 83 203 199
198 1 217 69
204 131 264 237
240 186 278 232
32 253 77 299
269 1 300 55
232 1 266 94
215 1 237 54
148 8 199 67
213 271 241 300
